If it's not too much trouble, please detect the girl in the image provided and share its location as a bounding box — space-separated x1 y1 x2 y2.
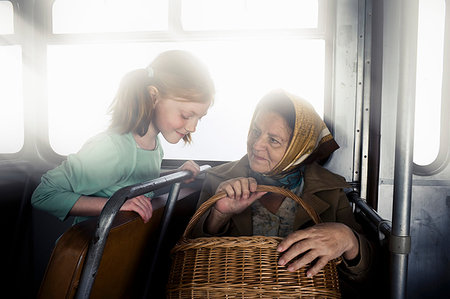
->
32 50 215 225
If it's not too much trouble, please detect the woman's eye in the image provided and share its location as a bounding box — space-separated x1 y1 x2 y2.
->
251 128 260 137
181 114 190 120
270 137 280 145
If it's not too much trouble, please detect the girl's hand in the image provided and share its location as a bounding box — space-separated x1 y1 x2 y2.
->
205 177 266 234
276 222 359 277
121 195 153 223
178 160 201 183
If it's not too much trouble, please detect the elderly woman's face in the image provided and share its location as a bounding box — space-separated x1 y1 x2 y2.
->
247 110 292 174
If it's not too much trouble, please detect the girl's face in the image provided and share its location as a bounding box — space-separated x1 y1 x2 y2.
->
152 96 210 144
247 110 292 174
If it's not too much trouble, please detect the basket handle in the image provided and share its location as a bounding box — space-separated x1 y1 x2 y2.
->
183 185 321 238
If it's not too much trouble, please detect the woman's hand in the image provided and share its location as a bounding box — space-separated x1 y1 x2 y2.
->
215 177 267 215
178 160 201 183
121 195 153 223
276 222 359 277
205 177 267 234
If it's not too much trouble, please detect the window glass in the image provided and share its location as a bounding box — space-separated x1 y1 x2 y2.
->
182 0 318 30
0 1 14 34
0 46 23 153
52 0 168 33
414 0 444 165
47 40 325 160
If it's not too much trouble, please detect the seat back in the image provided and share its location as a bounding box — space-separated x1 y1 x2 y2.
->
37 188 199 299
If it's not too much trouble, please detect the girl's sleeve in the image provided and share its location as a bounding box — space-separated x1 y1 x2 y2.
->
31 135 128 221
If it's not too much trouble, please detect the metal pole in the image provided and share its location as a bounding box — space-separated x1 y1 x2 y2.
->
75 165 210 299
390 0 418 298
143 182 181 298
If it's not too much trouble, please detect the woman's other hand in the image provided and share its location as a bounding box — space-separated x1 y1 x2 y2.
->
178 160 201 183
205 177 266 234
276 222 359 277
121 195 153 223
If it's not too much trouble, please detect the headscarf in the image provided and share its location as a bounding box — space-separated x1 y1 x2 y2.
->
248 89 339 188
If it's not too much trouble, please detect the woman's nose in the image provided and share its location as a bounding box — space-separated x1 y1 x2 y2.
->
252 136 266 150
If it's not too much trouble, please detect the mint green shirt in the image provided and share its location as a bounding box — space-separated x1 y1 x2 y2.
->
31 132 164 225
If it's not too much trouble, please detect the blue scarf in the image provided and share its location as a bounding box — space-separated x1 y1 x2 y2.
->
249 165 304 190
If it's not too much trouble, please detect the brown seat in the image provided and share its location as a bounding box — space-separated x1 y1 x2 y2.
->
37 188 199 299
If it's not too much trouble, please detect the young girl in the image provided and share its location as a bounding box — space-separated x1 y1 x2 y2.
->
31 50 215 225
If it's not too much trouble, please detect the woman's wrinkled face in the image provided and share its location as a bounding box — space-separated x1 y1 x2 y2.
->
247 110 292 174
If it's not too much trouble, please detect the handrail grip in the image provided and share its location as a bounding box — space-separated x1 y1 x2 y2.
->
346 191 391 237
75 165 211 299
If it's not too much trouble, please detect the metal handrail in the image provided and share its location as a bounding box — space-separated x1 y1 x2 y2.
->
346 191 391 240
75 165 211 299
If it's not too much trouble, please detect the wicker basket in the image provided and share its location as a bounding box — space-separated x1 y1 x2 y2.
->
167 185 341 298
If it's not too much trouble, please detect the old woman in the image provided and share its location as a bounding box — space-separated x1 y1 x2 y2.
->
192 89 373 288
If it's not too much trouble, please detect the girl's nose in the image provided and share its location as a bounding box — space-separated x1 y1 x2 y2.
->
185 119 197 133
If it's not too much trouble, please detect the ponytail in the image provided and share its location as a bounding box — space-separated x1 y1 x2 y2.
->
109 69 154 136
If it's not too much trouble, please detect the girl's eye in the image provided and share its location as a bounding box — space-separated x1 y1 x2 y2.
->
181 114 190 120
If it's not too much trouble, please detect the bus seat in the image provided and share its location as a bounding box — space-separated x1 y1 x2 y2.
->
1 161 35 298
37 187 200 299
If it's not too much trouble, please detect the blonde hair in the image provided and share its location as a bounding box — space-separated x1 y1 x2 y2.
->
109 50 215 143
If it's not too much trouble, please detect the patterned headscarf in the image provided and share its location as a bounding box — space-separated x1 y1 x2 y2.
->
248 89 339 187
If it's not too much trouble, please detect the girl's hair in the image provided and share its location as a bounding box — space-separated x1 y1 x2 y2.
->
109 50 215 143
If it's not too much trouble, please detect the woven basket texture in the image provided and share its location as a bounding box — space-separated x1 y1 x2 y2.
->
167 185 341 298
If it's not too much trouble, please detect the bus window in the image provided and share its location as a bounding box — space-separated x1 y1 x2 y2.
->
0 1 13 34
413 0 445 167
52 0 168 33
181 0 318 30
48 0 328 161
0 2 23 153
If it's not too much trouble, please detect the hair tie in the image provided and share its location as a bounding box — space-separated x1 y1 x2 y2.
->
146 66 154 78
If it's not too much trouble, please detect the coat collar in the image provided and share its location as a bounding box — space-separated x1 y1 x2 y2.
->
302 162 350 194
294 162 350 227
206 155 252 180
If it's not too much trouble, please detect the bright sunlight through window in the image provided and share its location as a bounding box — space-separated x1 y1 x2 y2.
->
182 0 318 30
414 0 445 166
53 0 168 33
48 41 324 160
48 0 324 161
0 46 23 153
0 1 14 34
0 2 22 153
